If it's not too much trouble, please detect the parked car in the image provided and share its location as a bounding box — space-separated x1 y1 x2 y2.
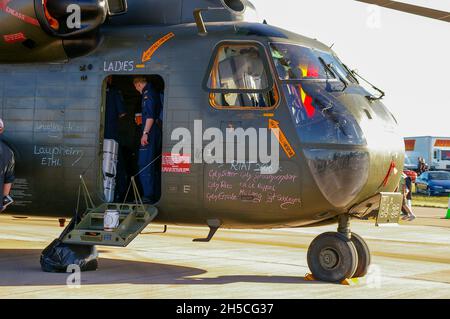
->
403 170 418 183
415 171 450 196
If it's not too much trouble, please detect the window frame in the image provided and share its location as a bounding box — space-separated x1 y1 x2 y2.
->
203 40 280 110
203 40 275 95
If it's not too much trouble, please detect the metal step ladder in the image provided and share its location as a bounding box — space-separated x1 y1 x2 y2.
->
61 176 158 247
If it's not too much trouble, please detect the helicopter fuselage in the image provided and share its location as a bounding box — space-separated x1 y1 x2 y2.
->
0 22 404 229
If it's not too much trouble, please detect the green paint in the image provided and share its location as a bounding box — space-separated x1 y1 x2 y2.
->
446 195 450 219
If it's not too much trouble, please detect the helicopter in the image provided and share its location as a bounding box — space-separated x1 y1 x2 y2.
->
0 0 449 282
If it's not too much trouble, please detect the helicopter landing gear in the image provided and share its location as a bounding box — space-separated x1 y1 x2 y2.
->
307 214 371 282
307 231 358 283
350 233 371 278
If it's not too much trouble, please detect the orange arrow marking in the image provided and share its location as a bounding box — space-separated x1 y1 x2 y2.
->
268 119 296 159
141 32 175 63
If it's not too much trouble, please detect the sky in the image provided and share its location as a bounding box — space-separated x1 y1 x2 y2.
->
251 0 450 138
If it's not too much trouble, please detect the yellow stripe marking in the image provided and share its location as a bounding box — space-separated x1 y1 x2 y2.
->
268 119 296 158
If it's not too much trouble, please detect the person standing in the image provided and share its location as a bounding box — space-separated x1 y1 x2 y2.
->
0 119 15 212
133 77 162 204
405 175 416 221
400 173 416 221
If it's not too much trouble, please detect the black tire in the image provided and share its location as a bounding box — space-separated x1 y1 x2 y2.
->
307 232 358 283
350 233 371 278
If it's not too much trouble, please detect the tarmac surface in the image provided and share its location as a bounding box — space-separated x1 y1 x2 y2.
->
0 207 449 299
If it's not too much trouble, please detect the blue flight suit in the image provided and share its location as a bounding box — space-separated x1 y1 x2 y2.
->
138 83 162 201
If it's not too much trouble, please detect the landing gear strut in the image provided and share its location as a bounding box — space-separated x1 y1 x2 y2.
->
307 214 371 282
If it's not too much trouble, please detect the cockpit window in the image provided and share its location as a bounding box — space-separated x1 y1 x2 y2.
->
270 43 357 83
207 45 270 91
206 42 278 109
269 42 366 145
282 83 366 145
270 43 329 80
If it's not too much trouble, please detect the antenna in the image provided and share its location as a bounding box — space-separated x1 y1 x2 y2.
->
193 7 226 36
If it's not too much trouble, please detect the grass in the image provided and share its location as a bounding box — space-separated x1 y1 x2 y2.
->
412 194 449 208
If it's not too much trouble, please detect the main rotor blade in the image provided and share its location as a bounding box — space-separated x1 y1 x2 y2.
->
355 0 450 22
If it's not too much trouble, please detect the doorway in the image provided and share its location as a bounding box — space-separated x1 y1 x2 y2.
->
100 74 165 204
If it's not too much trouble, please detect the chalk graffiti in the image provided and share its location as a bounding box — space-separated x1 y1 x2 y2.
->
35 122 89 134
206 163 301 210
33 145 84 167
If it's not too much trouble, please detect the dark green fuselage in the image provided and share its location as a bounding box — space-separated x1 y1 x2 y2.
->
0 22 404 229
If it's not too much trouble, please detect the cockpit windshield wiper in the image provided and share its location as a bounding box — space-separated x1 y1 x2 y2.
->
318 57 347 92
351 69 385 101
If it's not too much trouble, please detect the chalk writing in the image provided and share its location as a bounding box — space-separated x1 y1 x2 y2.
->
33 145 84 167
206 163 301 210
35 122 88 134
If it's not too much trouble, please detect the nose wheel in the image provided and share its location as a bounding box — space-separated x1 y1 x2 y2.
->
350 232 371 278
307 215 371 282
307 232 358 282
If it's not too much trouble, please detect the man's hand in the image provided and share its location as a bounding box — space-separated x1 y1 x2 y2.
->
141 134 149 147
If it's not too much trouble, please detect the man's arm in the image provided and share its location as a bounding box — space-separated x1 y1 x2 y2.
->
140 95 156 146
141 118 154 146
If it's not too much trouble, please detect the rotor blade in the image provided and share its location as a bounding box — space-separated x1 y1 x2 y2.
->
355 0 450 22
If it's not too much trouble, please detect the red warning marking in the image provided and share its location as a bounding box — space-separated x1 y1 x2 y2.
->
3 32 26 43
162 153 191 174
0 0 40 26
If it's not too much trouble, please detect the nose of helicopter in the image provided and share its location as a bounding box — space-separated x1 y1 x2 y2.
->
356 100 405 196
302 96 404 210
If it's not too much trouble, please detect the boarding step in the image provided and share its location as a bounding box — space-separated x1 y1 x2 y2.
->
61 203 158 247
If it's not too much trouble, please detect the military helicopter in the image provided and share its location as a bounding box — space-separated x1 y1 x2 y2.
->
0 0 448 282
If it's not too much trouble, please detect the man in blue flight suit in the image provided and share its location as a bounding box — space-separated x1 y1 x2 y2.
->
105 76 127 201
133 77 162 204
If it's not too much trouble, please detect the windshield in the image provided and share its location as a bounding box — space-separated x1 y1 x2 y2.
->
269 43 357 83
429 172 450 180
268 43 365 146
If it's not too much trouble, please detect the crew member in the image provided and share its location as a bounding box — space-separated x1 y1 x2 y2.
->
105 76 127 201
133 77 162 203
0 119 15 212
